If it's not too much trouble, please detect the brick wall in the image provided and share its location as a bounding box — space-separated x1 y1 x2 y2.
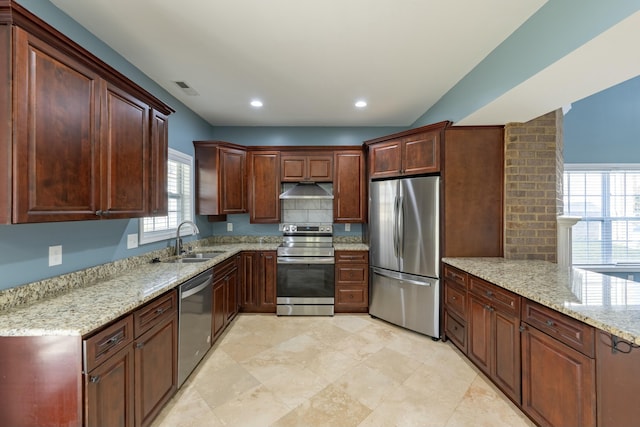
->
504 110 564 262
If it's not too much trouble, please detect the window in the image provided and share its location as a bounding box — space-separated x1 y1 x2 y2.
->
139 148 194 244
564 164 640 266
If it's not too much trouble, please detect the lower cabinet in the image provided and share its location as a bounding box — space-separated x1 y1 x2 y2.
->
212 256 239 341
84 290 178 427
240 250 277 313
334 250 368 313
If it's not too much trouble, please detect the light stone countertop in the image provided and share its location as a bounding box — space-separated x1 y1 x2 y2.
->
442 257 640 345
0 243 276 337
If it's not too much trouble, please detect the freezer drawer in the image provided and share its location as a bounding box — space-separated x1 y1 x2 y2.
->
369 267 440 338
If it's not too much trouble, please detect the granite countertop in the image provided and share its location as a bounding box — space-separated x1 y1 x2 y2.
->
0 243 276 337
0 242 368 337
442 257 640 345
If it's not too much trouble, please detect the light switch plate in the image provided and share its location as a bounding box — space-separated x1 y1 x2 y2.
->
345 223 351 232
127 233 139 249
49 245 62 266
227 222 233 232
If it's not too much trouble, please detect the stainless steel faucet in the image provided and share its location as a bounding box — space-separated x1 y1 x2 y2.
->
175 220 200 256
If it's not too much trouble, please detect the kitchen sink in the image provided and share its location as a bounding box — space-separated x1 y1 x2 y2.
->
167 257 210 263
166 251 227 263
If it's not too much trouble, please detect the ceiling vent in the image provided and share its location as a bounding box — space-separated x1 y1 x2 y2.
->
174 81 199 96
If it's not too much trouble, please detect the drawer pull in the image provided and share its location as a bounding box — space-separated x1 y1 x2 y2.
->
519 325 526 332
486 290 493 297
451 296 457 301
89 375 100 383
136 342 145 349
484 304 495 312
98 332 124 348
546 320 555 327
155 307 167 315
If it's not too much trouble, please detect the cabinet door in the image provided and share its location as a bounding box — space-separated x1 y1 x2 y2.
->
402 131 439 175
307 154 333 181
149 109 168 216
212 276 227 340
248 151 280 223
13 28 101 223
368 140 402 179
0 25 10 224
493 309 520 402
134 315 177 427
467 293 491 375
334 150 366 223
219 147 246 214
101 83 150 218
281 155 306 181
225 263 239 323
85 346 135 427
240 251 258 311
521 324 596 427
258 251 277 312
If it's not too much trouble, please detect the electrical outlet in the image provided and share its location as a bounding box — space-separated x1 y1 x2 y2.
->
127 233 138 249
227 222 233 232
49 245 62 266
345 223 351 232
628 274 634 281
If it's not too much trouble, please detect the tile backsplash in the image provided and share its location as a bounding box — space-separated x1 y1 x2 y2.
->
281 183 333 224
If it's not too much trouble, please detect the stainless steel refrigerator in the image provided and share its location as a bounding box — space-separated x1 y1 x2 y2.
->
369 176 440 338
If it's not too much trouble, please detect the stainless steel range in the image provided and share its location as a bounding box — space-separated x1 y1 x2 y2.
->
276 224 335 316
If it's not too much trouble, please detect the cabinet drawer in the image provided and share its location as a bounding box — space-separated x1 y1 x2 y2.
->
336 264 367 284
444 280 466 320
443 264 467 288
215 257 238 277
444 310 466 352
336 286 368 305
134 291 177 338
522 299 595 358
469 276 519 315
336 251 368 263
84 315 134 372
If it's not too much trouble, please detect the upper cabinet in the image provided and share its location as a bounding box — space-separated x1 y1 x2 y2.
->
194 142 247 218
248 150 281 224
281 152 333 182
0 2 173 224
366 122 448 179
333 149 366 223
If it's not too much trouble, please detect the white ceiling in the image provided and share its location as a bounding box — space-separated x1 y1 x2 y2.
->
47 0 639 127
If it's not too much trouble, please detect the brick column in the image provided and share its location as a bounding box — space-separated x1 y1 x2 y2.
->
504 110 564 262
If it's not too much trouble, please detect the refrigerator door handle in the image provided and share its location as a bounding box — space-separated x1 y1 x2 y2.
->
371 268 433 287
393 195 400 258
398 195 404 258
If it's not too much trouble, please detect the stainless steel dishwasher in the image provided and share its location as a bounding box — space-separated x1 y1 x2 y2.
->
177 268 213 387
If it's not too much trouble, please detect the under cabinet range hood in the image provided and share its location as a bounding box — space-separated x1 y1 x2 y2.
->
279 182 334 200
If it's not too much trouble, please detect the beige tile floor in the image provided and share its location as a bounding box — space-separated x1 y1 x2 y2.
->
152 314 535 427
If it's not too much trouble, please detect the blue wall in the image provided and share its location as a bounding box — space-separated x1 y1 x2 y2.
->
564 75 640 163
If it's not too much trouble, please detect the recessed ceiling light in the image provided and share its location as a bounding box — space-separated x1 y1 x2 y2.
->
355 100 367 108
250 100 263 108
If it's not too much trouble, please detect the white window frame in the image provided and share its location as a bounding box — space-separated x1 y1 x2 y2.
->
564 163 640 269
139 148 195 245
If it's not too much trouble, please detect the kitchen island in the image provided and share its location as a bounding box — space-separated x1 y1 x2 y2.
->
442 257 640 427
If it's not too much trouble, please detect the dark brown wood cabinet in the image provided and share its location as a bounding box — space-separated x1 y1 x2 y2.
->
194 142 247 218
443 265 468 353
212 256 239 341
248 151 281 223
133 292 178 427
334 251 368 313
150 109 169 217
239 250 277 313
366 124 444 179
333 150 366 223
442 126 504 257
281 152 333 182
1 3 173 224
521 299 596 427
467 277 521 403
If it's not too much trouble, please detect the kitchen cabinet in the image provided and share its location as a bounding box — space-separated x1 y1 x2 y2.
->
366 123 446 179
150 110 169 216
248 151 281 223
240 250 277 313
194 141 247 219
443 265 468 353
1 3 173 224
212 256 239 340
596 330 640 427
281 152 333 182
520 299 596 427
442 126 504 257
467 276 521 403
84 315 135 427
133 292 178 427
333 149 366 223
334 251 369 313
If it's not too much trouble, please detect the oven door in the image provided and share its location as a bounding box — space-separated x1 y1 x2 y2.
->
276 256 335 304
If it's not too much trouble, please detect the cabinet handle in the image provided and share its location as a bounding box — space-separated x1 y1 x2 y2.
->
95 210 103 216
484 304 494 312
99 332 123 348
546 320 555 327
519 325 526 333
89 375 100 383
451 296 457 301
155 307 166 315
486 290 493 297
136 342 144 349
102 210 110 217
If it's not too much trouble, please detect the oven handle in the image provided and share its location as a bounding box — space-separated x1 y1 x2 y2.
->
277 257 335 264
